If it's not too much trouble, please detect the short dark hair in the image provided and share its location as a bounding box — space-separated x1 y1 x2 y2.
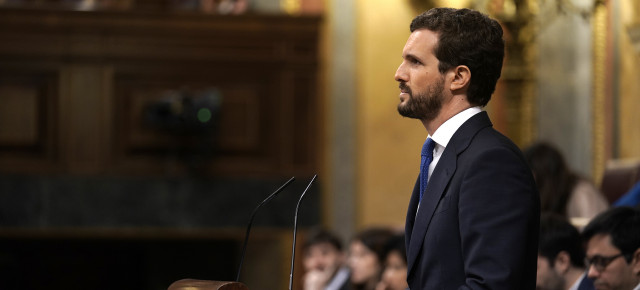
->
303 228 343 252
353 227 395 263
582 207 640 263
409 8 504 107
382 234 407 265
524 142 578 216
539 213 585 268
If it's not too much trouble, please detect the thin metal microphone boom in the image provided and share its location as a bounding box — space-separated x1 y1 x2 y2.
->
235 176 295 282
288 174 317 290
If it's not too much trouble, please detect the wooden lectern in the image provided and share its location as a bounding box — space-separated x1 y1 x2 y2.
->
168 279 249 290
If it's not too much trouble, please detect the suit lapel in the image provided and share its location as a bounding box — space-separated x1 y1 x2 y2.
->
404 179 420 252
404 111 493 278
406 146 457 275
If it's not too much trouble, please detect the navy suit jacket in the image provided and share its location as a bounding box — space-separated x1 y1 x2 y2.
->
404 112 539 289
577 274 596 290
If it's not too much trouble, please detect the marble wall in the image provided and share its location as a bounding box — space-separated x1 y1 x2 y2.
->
536 0 594 178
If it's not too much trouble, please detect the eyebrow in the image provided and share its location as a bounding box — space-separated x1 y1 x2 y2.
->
403 53 422 62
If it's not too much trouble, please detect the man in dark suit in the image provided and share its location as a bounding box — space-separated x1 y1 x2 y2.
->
582 207 640 290
538 213 595 290
394 8 540 289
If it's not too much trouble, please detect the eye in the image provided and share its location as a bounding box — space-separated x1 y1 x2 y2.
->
407 56 422 65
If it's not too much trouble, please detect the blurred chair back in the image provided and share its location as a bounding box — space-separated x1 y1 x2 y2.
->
600 159 640 204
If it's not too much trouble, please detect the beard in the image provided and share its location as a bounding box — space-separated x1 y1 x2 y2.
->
397 77 445 121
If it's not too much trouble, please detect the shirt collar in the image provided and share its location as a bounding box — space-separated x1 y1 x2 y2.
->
429 106 482 147
567 272 586 290
325 266 350 290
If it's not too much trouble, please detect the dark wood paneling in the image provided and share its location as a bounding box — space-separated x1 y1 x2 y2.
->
0 8 321 177
0 67 58 172
111 68 280 175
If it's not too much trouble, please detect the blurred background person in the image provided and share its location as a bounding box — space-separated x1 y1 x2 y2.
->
302 228 351 290
348 227 394 290
525 142 609 221
537 213 595 290
375 234 408 290
582 207 640 290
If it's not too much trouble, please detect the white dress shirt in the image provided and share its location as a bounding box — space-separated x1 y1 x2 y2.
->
567 272 587 290
416 106 481 213
425 106 482 182
325 266 350 290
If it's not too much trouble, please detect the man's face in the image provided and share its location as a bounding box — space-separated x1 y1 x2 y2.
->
536 255 564 290
348 240 381 285
303 242 344 274
380 250 409 290
395 29 447 121
586 234 637 290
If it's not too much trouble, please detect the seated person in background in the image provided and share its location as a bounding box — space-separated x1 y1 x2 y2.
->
303 228 351 290
525 142 609 220
583 207 640 290
348 227 394 290
614 181 640 208
537 213 595 290
375 234 409 290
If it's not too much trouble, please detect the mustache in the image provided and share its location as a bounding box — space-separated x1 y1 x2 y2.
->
399 82 412 95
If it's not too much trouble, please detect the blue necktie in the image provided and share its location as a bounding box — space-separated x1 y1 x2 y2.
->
419 138 436 203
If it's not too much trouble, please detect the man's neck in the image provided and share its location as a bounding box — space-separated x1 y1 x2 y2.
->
422 95 471 135
564 267 585 290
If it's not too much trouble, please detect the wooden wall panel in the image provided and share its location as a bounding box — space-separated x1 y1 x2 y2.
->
0 68 58 172
58 65 113 174
0 85 38 145
111 69 280 176
0 8 321 177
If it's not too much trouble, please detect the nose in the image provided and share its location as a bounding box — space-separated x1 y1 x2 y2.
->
313 257 327 270
382 268 392 282
395 61 407 83
586 264 600 279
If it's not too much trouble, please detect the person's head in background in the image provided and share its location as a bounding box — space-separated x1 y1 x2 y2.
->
583 207 640 290
348 227 394 290
302 228 346 279
524 142 577 216
376 234 409 290
537 213 590 290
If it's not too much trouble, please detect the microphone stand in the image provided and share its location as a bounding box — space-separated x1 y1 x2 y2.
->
235 176 295 282
288 174 317 290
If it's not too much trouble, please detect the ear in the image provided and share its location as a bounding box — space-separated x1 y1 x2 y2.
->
448 65 471 92
631 248 640 276
554 251 571 274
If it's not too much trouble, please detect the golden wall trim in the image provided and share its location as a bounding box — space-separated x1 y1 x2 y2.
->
592 2 608 184
522 0 538 146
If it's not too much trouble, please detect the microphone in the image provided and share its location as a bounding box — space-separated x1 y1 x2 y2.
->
288 174 318 290
235 176 296 282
